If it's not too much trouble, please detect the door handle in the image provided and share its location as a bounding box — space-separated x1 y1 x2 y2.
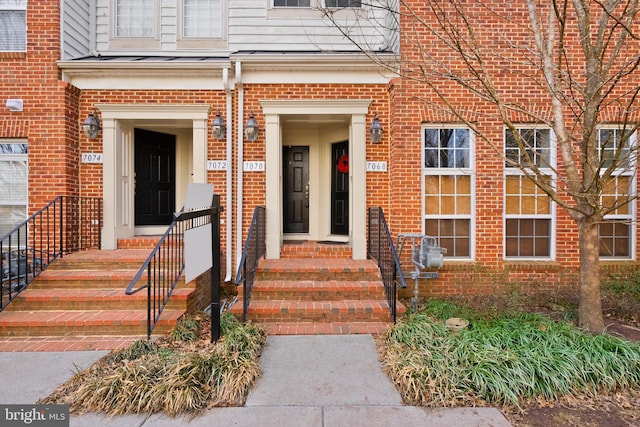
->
305 183 309 207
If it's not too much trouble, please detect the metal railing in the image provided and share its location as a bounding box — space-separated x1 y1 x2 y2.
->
125 194 222 340
234 206 266 322
367 207 406 323
1 196 102 311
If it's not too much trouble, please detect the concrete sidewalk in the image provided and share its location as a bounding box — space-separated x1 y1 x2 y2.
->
0 335 512 426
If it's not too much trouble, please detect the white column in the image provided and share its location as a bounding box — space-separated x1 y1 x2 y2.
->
101 117 117 250
265 113 281 259
192 118 208 184
351 113 367 259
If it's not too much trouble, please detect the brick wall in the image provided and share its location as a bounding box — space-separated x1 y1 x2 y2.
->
394 0 640 297
0 1 80 211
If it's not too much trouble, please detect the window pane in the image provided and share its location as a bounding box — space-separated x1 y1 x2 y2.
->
505 219 550 257
424 128 470 168
325 0 361 6
116 0 155 37
504 128 551 168
183 0 222 38
274 0 311 6
599 222 629 257
425 219 470 257
0 10 26 51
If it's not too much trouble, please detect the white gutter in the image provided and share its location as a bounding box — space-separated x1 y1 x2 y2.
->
223 67 233 282
235 61 244 273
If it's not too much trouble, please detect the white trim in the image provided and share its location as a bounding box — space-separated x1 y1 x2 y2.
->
97 104 210 249
261 99 371 259
421 125 476 261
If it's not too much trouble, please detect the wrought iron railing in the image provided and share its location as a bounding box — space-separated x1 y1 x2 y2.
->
125 194 221 340
1 196 102 311
367 207 406 322
234 206 266 322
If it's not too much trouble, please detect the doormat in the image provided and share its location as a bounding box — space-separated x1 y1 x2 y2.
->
317 241 347 245
283 240 306 244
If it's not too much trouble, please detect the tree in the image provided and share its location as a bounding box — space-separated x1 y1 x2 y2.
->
322 0 640 333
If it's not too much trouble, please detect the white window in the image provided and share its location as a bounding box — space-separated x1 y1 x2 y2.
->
0 142 28 238
598 128 636 259
274 0 310 7
325 0 361 6
182 0 222 38
115 0 155 38
504 128 555 259
423 127 474 259
0 0 27 52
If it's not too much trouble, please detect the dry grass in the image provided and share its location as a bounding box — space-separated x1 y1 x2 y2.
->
38 313 265 416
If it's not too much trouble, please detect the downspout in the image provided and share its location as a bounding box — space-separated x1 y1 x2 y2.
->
235 61 244 272
223 67 233 282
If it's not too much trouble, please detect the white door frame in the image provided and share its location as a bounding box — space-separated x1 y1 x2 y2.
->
260 99 372 259
97 104 210 249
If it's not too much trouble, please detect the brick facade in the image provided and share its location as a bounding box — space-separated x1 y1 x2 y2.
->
3 1 639 299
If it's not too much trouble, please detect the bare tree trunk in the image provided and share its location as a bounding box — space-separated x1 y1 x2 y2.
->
578 219 605 334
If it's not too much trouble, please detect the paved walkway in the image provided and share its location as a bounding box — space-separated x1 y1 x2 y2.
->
0 335 512 426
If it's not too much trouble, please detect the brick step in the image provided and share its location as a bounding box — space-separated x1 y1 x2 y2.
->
30 269 187 289
0 309 183 337
0 335 141 352
4 287 193 311
256 258 381 281
117 236 176 250
47 249 153 270
261 321 393 335
237 300 396 323
280 241 352 259
250 280 387 301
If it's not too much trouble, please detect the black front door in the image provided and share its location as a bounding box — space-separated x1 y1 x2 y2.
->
134 129 176 226
331 141 349 235
283 146 309 233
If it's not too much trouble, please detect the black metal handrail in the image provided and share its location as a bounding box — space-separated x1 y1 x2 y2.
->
1 196 102 311
125 194 222 340
367 207 406 323
234 206 266 322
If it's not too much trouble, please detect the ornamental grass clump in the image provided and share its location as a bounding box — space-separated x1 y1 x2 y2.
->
39 313 266 416
380 300 640 409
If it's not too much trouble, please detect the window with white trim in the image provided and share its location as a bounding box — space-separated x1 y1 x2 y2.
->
504 128 554 259
0 0 27 52
274 0 310 7
115 0 155 38
0 142 28 238
182 0 222 39
598 128 636 259
325 0 362 6
423 127 474 258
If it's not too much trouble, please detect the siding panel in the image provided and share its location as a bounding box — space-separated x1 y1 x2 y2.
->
62 0 91 59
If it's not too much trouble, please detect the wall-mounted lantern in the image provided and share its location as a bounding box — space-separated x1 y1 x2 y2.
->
82 111 100 140
212 110 226 140
369 113 382 143
245 111 259 142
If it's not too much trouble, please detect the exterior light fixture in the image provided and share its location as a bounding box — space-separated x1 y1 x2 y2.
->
244 111 259 142
212 110 226 140
82 111 100 140
369 113 382 143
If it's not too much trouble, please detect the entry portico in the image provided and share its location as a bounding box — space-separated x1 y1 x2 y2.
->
261 99 371 260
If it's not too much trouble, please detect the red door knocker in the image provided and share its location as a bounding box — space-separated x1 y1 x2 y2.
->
337 154 349 173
